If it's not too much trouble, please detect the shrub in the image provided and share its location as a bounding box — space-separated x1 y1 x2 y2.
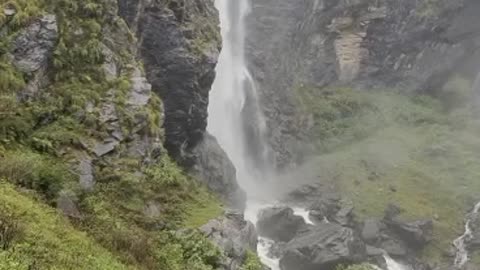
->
0 150 74 200
241 250 263 270
0 210 22 250
145 156 189 188
436 75 474 110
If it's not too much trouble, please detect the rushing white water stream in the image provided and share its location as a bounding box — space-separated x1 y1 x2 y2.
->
208 1 414 270
453 201 480 268
384 254 410 270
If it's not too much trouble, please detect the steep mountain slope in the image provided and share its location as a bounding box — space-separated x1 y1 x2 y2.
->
0 0 253 269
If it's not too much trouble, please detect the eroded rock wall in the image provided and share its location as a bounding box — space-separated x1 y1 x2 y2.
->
246 0 480 168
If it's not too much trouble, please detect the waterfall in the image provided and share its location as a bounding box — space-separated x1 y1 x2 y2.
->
453 201 480 268
207 2 416 270
207 0 279 269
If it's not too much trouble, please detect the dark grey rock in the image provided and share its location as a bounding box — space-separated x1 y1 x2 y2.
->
128 77 151 106
191 133 246 210
78 157 94 190
362 219 382 244
279 224 366 270
386 219 433 249
11 14 58 73
10 14 58 99
101 44 118 80
366 245 384 257
256 207 306 242
118 0 221 163
334 200 354 226
384 203 403 220
93 140 118 157
380 238 408 257
201 210 257 270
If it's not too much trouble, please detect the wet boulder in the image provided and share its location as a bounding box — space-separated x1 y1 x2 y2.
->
279 224 366 270
257 207 306 242
201 210 257 269
385 219 433 249
361 218 382 244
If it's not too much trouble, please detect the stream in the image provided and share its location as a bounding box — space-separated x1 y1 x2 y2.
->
453 201 480 269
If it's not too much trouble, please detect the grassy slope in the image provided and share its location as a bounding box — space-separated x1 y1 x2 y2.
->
297 84 480 265
0 180 131 270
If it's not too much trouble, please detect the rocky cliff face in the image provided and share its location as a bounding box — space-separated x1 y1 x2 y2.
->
118 0 221 164
116 0 244 209
246 0 480 167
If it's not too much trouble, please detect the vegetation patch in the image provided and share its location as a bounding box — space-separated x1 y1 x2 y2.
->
299 85 480 265
241 250 264 270
0 180 130 270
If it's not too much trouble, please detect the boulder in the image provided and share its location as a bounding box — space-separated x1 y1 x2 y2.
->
56 191 82 219
78 156 94 191
11 14 58 73
256 207 306 242
201 211 257 270
10 14 58 99
279 224 366 270
380 238 408 257
191 133 246 210
362 218 382 244
386 219 433 249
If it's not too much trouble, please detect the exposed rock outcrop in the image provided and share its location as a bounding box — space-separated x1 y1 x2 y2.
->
10 14 58 99
192 133 246 210
257 206 307 242
118 0 221 164
116 0 243 209
279 224 366 270
201 211 258 270
246 0 480 167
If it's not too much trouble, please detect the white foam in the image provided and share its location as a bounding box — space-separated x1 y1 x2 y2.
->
292 207 315 225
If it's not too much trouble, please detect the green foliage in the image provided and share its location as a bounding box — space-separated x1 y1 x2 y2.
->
0 61 25 93
241 250 263 270
51 0 110 82
435 75 474 110
145 156 189 188
80 154 224 269
301 84 480 265
156 230 222 270
0 0 44 29
0 150 75 201
0 180 131 270
296 86 442 152
182 191 223 228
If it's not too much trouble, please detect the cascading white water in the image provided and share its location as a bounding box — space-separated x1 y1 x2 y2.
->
384 254 410 270
207 0 280 269
453 201 480 269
